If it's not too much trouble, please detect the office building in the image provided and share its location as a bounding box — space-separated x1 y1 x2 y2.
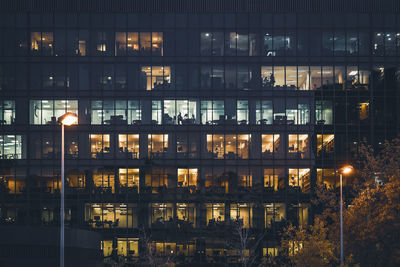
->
0 0 399 265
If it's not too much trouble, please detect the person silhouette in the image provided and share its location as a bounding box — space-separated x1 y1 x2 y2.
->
178 112 183 124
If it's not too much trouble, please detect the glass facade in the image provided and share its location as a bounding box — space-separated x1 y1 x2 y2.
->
1 2 400 265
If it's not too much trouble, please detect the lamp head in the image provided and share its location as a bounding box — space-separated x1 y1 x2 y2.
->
341 165 353 175
58 112 78 126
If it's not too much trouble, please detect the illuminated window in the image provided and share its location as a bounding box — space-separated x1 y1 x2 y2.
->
206 203 225 225
237 100 249 124
288 134 309 159
95 32 108 54
206 134 250 159
256 100 273 125
263 247 278 258
0 135 23 159
151 32 163 56
347 67 371 90
150 203 173 227
30 100 78 125
93 169 115 193
316 100 333 124
66 170 85 188
141 66 171 90
285 99 310 125
230 203 253 228
148 134 168 158
262 134 281 158
264 203 286 228
288 169 311 193
118 168 139 192
115 32 163 56
102 238 139 258
163 100 197 125
238 167 252 187
359 102 370 120
118 134 139 159
200 100 224 125
86 203 137 228
317 134 334 157
176 203 196 227
154 241 195 257
90 134 110 159
177 168 198 189
127 32 139 55
289 241 304 256
31 32 53 55
92 100 140 125
264 169 285 191
0 100 15 125
0 168 25 194
152 100 162 124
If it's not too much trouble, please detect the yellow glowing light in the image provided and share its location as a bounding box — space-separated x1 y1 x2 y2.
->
341 166 353 175
58 112 78 126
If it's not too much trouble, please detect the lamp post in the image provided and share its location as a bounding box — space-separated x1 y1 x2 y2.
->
339 165 353 265
57 112 78 267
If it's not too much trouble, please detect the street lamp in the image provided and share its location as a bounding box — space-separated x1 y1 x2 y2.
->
339 165 353 265
58 112 78 267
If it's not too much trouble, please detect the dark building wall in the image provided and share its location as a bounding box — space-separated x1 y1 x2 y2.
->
0 226 103 267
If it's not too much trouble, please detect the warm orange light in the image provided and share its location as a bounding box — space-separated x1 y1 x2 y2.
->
341 166 353 175
58 113 78 126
